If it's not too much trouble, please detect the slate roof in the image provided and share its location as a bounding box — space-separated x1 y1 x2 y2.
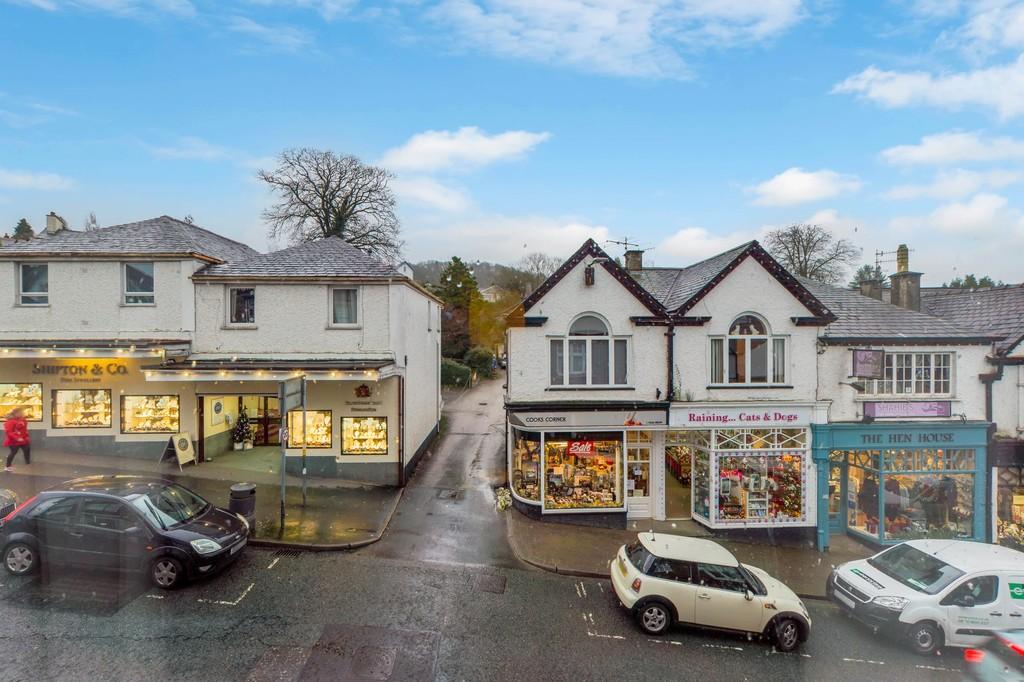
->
0 215 257 263
631 243 754 311
920 285 1024 353
195 236 403 279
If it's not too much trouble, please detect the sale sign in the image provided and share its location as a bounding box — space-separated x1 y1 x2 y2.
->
567 440 595 456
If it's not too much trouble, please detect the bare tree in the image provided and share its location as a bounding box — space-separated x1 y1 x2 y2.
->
518 252 561 278
764 224 860 285
83 212 100 231
257 148 402 262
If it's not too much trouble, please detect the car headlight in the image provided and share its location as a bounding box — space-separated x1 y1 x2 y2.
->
872 595 910 611
190 538 223 555
236 513 250 532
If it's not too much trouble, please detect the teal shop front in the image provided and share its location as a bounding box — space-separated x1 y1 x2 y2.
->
812 422 989 551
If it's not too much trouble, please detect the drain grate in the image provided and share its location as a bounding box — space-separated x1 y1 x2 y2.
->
274 548 303 558
474 574 507 594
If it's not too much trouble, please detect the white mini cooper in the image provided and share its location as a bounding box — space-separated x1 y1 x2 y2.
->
611 533 812 652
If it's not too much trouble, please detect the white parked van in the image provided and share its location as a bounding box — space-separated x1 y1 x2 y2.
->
828 539 1024 656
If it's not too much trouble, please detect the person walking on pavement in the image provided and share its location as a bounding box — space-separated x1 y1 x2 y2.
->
4 407 31 472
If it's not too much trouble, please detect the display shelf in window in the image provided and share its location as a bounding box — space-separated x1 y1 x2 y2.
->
52 389 112 428
121 395 180 433
341 416 387 455
0 383 43 421
287 410 332 449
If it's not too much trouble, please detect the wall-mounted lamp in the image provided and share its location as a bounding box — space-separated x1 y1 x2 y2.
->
584 257 610 287
838 380 866 392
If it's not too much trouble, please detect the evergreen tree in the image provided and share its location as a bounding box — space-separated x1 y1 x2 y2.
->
436 257 480 358
12 218 33 241
849 264 885 288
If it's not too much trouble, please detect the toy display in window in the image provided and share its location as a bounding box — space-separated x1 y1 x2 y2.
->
122 395 179 433
341 416 386 454
288 410 332 448
0 384 42 421
53 389 111 428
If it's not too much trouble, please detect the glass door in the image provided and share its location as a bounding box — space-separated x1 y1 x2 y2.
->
664 432 693 520
626 431 652 518
828 460 846 533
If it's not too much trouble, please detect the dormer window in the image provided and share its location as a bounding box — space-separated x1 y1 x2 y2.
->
549 314 628 387
710 314 787 385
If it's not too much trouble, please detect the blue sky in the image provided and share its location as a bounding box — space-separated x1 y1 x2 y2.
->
2 0 1024 283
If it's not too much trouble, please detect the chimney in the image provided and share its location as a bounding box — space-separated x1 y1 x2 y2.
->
624 249 644 271
45 212 66 235
859 278 884 301
889 244 922 312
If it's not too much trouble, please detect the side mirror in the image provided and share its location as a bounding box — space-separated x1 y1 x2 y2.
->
745 590 754 602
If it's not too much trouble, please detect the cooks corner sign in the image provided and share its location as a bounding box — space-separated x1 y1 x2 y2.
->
670 405 812 428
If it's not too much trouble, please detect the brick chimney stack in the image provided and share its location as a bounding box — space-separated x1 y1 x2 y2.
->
624 249 644 271
889 244 922 312
45 212 66 235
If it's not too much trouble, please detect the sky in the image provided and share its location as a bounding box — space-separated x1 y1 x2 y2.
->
2 0 1024 284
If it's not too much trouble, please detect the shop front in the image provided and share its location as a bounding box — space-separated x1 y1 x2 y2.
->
992 439 1024 553
507 405 668 523
812 422 989 551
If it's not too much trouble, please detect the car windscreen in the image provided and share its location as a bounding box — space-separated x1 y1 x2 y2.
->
626 539 653 573
866 543 965 595
126 484 209 529
739 565 766 595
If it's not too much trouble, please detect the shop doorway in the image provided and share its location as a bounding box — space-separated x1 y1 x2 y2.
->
664 433 692 520
239 395 281 446
627 431 652 518
828 459 846 534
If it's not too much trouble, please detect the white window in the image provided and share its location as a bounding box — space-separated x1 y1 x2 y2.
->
228 288 255 325
868 352 952 395
123 262 155 305
710 314 787 385
18 263 48 306
331 287 359 326
549 314 628 387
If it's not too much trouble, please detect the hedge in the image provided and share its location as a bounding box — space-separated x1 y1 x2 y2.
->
441 358 473 387
463 346 496 379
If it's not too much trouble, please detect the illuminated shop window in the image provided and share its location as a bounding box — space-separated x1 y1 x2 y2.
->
0 383 43 421
511 429 541 502
341 416 387 455
52 389 112 428
287 410 333 449
121 395 179 433
543 432 624 510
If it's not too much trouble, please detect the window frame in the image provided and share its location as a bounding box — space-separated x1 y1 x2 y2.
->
122 261 155 306
865 351 955 397
226 287 257 327
17 262 49 306
548 313 630 388
710 313 788 387
328 286 361 328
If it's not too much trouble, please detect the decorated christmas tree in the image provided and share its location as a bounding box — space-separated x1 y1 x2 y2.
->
232 408 253 444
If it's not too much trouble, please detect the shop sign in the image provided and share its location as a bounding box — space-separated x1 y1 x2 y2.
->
567 440 595 456
670 405 811 428
851 349 885 379
31 362 130 384
510 410 666 429
864 401 951 419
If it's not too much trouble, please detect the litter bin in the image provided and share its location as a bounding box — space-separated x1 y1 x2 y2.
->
229 482 256 530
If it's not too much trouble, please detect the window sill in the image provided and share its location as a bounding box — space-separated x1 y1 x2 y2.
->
15 303 50 308
121 303 156 308
707 384 793 390
221 324 258 330
326 324 361 330
854 395 954 401
546 386 635 391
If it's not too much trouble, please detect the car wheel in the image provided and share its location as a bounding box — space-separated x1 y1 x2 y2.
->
636 601 672 636
151 556 184 590
4 542 36 575
773 617 801 652
907 622 942 656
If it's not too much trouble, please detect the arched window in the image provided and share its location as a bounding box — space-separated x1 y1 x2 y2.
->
711 313 787 385
550 313 628 387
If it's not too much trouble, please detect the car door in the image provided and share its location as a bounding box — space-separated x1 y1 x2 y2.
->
646 558 697 623
26 496 80 564
1000 573 1024 627
940 574 1003 647
74 497 150 571
694 563 764 633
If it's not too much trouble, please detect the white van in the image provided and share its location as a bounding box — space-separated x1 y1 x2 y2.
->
828 539 1024 656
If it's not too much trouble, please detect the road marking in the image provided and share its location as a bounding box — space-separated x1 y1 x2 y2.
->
702 644 743 652
768 649 811 658
146 594 165 600
267 557 281 570
198 582 255 606
597 583 604 594
579 582 587 598
915 665 959 673
842 658 885 665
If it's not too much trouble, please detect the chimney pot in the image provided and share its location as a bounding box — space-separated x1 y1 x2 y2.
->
896 244 909 273
45 212 66 235
624 250 644 271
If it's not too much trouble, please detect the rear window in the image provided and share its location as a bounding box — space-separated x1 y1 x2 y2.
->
867 543 965 595
626 539 654 572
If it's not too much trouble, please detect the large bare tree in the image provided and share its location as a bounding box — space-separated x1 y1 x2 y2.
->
764 223 860 285
518 252 561 279
257 148 402 261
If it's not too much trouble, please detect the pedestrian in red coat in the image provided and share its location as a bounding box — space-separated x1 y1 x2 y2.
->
4 407 31 471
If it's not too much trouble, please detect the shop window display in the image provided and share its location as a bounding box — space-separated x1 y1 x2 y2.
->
717 454 803 522
52 389 111 428
0 383 42 421
544 432 623 510
121 395 179 433
287 410 332 449
882 473 973 540
693 449 711 519
341 416 386 455
995 467 1023 552
511 429 541 501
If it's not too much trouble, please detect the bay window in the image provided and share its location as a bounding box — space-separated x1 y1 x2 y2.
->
869 352 952 395
711 314 786 385
549 314 628 387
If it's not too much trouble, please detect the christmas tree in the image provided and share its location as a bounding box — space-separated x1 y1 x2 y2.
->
232 408 253 444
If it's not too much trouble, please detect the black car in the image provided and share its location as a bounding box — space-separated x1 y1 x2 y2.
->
0 475 249 589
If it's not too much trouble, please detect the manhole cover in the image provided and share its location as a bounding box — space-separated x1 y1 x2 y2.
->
351 646 397 680
474 574 507 594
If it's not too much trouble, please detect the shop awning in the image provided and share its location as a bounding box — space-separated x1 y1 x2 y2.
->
0 339 190 359
140 357 395 382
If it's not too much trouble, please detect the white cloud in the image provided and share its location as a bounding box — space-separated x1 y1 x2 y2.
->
884 168 1023 200
881 131 1024 165
20 0 197 17
751 167 861 206
380 126 551 172
0 168 75 191
428 0 806 79
953 1 1024 56
890 193 1024 238
392 176 471 212
227 16 311 51
907 0 963 19
657 225 762 262
245 0 355 20
147 136 230 161
405 214 610 262
833 55 1024 120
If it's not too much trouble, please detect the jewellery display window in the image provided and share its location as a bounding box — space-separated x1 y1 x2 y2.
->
341 416 387 455
287 410 332 449
0 383 43 421
52 389 112 428
121 395 180 433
